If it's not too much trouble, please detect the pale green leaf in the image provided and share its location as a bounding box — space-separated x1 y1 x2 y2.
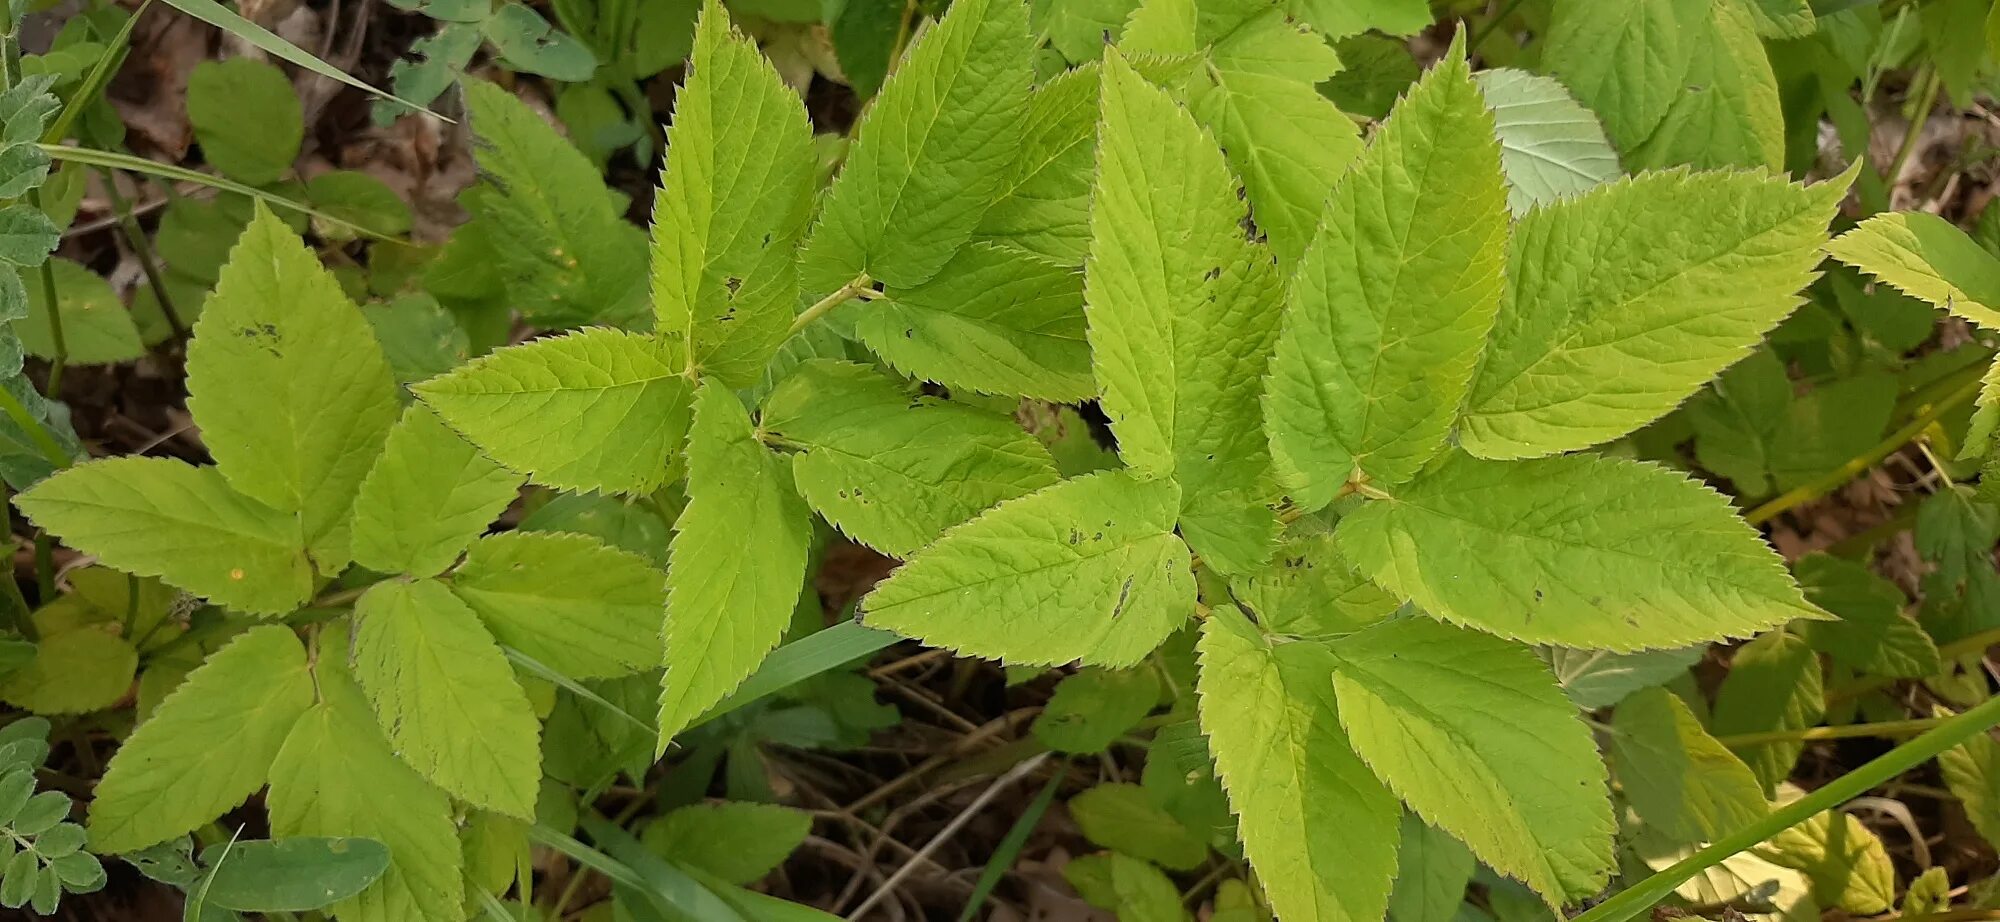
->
862 470 1194 666
351 405 525 578
760 359 1060 556
1388 815 1474 922
1086 51 1283 574
1461 169 1849 459
17 457 313 615
1287 0 1426 37
799 0 1032 290
1752 795 1895 915
1227 530 1399 639
353 579 541 818
1191 65 1362 268
450 531 666 679
185 205 400 570
854 243 1094 402
1474 68 1620 214
1610 687 1766 845
1712 631 1823 796
20 259 143 364
640 802 809 885
651 1 815 387
1064 851 1191 922
0 628 134 714
1627 0 1784 171
658 382 813 742
1826 211 2000 330
483 2 598 80
267 654 464 922
88 627 312 853
1197 607 1399 922
1327 617 1614 903
1795 554 1940 679
185 58 303 186
1336 453 1822 650
1069 783 1207 871
462 80 648 327
415 327 693 496
1032 667 1161 754
1264 44 1508 500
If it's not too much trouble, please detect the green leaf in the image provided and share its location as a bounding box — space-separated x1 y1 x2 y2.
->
826 0 901 97
761 360 1060 556
185 58 302 185
1336 453 1823 650
1191 62 1363 268
20 259 144 364
157 0 434 119
379 23 481 126
640 803 809 885
1827 211 2000 331
351 404 525 578
1542 0 1704 154
1086 51 1283 574
1460 168 1849 460
1917 486 2000 643
353 579 541 818
1610 687 1766 845
1327 617 1614 903
267 655 464 922
518 492 669 566
0 628 134 714
1063 852 1191 922
462 80 648 326
415 327 693 496
1626 0 1784 171
651 0 815 388
1196 607 1399 922
185 205 401 571
1711 631 1823 796
1473 68 1620 214
1388 815 1474 922
1069 783 1208 871
1264 42 1507 499
451 531 667 679
1751 796 1895 915
0 205 58 268
483 3 598 80
1032 667 1160 754
854 243 1094 401
195 837 391 912
658 382 813 742
1548 646 1704 710
17 457 313 615
1742 0 1814 37
799 0 1033 290
1941 712 2000 854
862 470 1194 667
305 171 413 240
1686 351 1896 497
1227 530 1400 638
1795 554 1940 679
973 64 1099 265
88 627 313 854
1287 0 1426 37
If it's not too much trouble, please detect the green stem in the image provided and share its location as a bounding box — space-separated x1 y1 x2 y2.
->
100 169 184 339
1881 66 1940 188
1745 370 1984 525
0 490 33 642
1571 693 2000 922
785 274 874 339
0 385 71 471
1714 716 1946 747
1465 0 1528 54
31 205 64 393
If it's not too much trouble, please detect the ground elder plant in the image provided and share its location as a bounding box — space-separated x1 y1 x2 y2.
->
11 0 2000 918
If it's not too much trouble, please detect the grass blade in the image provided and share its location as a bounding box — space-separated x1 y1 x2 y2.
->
40 145 398 243
956 758 1066 922
154 0 444 121
692 621 900 729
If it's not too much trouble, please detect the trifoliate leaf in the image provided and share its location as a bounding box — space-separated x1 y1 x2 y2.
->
88 628 312 853
1827 211 2000 331
17 457 312 615
462 80 648 327
761 360 1060 556
268 656 464 922
1336 453 1823 650
1264 42 1508 500
415 327 693 496
658 383 813 743
1795 554 1940 679
185 59 302 185
1610 687 1766 845
353 579 541 818
450 531 666 679
1069 783 1208 871
1712 631 1823 796
20 259 143 364
1032 667 1160 754
185 205 400 570
1627 0 1784 171
652 1 815 388
1086 51 1283 574
640 802 809 885
1327 617 1614 903
800 0 1032 291
855 243 1094 401
1473 68 1620 214
1461 168 1849 460
974 64 1098 265
1197 608 1399 922
351 405 524 578
863 471 1194 667
0 627 134 714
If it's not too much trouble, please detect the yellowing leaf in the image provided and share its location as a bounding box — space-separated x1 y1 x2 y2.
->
1327 617 1614 903
0 627 135 715
1264 42 1508 500
354 579 541 818
1197 607 1399 922
863 471 1194 667
1826 211 2000 330
351 405 525 579
450 531 666 679
88 627 313 853
185 205 400 570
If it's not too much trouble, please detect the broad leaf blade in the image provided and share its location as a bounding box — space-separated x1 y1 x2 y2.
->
451 531 667 680
1610 687 1766 845
1474 68 1620 214
351 405 525 579
1826 211 2000 330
